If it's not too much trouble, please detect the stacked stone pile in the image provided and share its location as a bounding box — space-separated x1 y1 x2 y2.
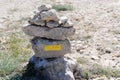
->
23 4 75 58
22 4 77 80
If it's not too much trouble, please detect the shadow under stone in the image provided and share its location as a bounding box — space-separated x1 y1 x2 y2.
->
21 62 51 80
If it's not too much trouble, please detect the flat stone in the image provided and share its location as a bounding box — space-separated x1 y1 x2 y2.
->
46 20 59 28
29 15 45 26
22 25 75 40
40 9 59 22
31 38 71 58
63 20 74 28
38 4 52 12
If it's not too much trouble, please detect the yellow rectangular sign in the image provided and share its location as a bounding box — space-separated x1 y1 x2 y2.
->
44 44 62 51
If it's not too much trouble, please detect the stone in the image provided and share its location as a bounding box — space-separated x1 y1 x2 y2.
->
29 15 45 26
31 37 71 58
59 16 68 24
63 20 74 28
38 4 52 12
46 20 59 28
22 25 75 40
40 9 59 22
22 56 77 80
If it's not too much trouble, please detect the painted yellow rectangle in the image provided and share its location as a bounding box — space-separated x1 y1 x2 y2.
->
44 44 62 51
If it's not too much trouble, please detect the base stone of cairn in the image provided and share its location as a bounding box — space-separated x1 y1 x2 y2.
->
22 4 77 80
22 56 77 80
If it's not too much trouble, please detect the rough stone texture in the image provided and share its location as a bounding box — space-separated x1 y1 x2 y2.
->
40 9 59 22
22 25 75 40
29 15 45 26
38 4 52 12
46 20 59 28
31 37 71 58
22 56 77 80
21 4 77 80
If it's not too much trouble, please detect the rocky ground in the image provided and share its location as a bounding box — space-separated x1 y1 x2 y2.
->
0 0 120 80
71 0 120 70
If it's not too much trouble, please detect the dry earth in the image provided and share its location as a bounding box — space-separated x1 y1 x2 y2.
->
0 0 120 80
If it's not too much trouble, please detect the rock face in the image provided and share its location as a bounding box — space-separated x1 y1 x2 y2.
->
23 25 75 40
22 56 77 80
22 4 76 80
31 38 71 58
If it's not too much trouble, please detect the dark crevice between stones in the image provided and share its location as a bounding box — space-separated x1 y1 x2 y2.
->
21 62 36 80
31 37 66 43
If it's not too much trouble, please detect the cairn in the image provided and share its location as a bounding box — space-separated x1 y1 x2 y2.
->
22 4 77 80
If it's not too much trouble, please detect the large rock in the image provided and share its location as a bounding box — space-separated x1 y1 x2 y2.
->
31 37 71 58
38 4 52 12
22 25 75 40
22 56 77 80
40 9 59 22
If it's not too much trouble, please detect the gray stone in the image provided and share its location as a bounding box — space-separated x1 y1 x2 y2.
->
59 17 74 28
63 20 74 28
22 25 75 40
59 16 68 24
38 4 52 12
40 9 59 22
29 15 45 26
29 56 49 69
46 20 59 28
24 56 77 80
31 38 71 58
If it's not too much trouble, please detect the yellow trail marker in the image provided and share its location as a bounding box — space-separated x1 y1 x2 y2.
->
44 44 62 51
